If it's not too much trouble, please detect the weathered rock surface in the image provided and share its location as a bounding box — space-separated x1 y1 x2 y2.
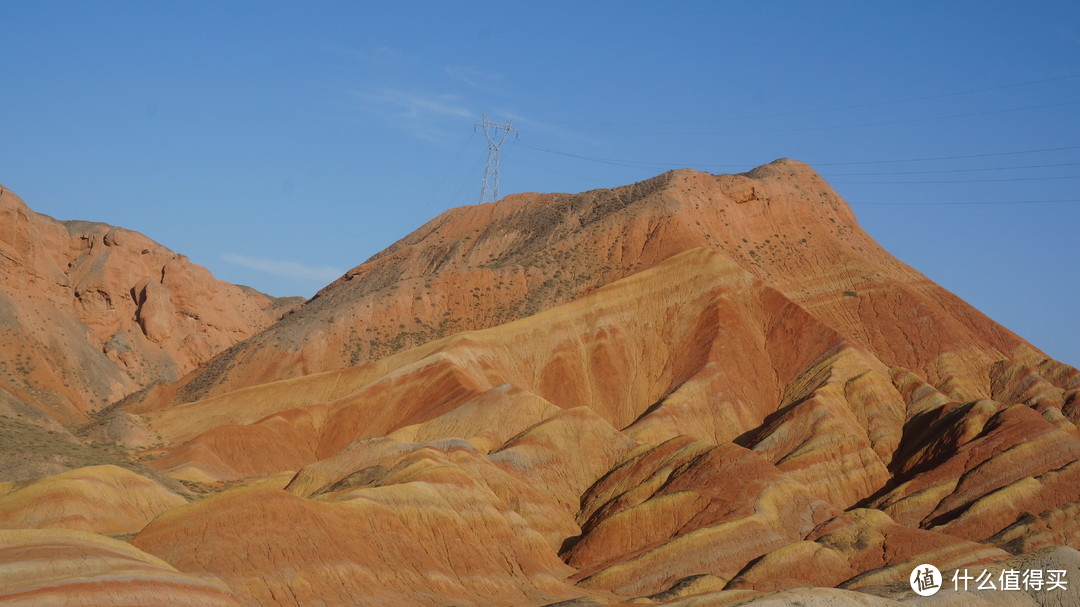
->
0 464 186 535
141 248 897 489
132 478 584 607
0 528 244 606
1 162 1077 606
566 439 839 596
0 185 300 426
132 247 1078 606
729 508 1006 591
162 160 1045 408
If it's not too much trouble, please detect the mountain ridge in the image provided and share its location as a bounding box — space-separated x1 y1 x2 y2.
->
2 163 1078 606
151 159 1043 411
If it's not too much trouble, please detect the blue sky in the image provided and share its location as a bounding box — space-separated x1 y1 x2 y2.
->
2 2 1078 365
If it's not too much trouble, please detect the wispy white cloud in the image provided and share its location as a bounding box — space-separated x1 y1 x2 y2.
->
355 87 472 119
444 65 505 91
222 253 343 283
491 110 603 147
349 87 474 143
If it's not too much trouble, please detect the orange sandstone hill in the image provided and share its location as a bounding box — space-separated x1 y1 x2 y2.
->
158 160 1051 409
0 185 300 478
2 161 1079 607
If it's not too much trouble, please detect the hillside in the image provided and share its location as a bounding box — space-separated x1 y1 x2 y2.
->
0 185 300 478
1 162 1078 606
156 160 1043 410
113 246 1077 604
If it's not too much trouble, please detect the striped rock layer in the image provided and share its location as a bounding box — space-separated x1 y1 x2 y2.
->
1 161 1078 606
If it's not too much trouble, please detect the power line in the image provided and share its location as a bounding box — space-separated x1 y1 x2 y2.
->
814 145 1080 166
517 141 740 170
832 175 1080 184
590 99 1080 136
511 140 1080 206
539 73 1080 127
823 161 1080 176
450 149 487 206
493 142 1080 207
518 140 1080 171
506 156 620 186
510 151 1080 203
850 199 1080 206
415 131 476 224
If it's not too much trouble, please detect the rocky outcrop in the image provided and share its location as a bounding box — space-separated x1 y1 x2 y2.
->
566 440 840 596
729 508 1007 591
0 185 301 426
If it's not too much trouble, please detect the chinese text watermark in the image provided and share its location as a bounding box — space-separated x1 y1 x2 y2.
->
910 564 1069 596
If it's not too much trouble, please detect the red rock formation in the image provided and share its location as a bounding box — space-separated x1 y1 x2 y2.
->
141 249 890 485
132 478 584 607
1 161 1077 606
729 508 1007 591
0 185 300 426
566 439 840 596
161 160 1044 408
130 244 1079 604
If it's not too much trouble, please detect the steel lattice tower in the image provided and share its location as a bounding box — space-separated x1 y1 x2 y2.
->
476 113 516 203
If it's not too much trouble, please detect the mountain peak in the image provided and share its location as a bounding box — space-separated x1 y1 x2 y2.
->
155 161 1034 407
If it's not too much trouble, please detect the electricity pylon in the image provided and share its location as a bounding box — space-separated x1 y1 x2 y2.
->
476 113 516 203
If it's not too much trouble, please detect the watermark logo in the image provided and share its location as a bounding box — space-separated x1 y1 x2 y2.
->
912 564 1069 594
910 564 942 596
952 568 1068 591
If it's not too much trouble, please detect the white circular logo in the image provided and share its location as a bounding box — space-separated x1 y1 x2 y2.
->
910 564 942 596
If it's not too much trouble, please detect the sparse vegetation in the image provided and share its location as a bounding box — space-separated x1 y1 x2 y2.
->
0 414 158 483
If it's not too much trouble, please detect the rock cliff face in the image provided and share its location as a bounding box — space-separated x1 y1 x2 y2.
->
0 185 300 427
1 162 1078 607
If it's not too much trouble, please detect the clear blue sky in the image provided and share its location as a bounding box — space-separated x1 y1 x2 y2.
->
2 2 1077 365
